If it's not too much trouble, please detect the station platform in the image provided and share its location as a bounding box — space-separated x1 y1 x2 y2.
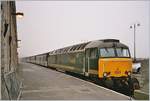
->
19 62 131 100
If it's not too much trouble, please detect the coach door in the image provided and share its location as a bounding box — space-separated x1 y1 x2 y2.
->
85 48 98 76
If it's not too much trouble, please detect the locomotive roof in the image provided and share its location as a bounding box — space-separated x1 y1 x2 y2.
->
85 40 128 49
49 39 129 55
24 39 129 57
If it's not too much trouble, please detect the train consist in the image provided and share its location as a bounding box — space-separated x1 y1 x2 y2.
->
24 39 139 95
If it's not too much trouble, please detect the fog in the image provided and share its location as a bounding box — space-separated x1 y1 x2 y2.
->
16 1 150 58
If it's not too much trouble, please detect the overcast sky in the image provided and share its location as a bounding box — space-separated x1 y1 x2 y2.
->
16 1 150 58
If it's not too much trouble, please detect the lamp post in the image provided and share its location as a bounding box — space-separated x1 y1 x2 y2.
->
12 12 24 19
10 12 24 66
130 23 140 62
11 12 24 44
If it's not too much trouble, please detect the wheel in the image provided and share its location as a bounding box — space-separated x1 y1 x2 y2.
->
104 79 114 89
131 77 140 89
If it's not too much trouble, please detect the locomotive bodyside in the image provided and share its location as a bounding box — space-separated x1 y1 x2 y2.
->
48 49 85 74
25 39 133 79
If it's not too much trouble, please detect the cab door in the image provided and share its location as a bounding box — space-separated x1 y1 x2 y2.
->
85 48 98 76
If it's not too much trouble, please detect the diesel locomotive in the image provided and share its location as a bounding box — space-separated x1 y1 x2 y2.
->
24 39 139 95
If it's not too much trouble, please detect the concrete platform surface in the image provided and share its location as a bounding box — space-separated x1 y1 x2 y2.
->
19 62 130 100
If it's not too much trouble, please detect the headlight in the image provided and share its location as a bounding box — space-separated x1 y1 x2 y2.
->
125 71 131 76
128 71 131 76
103 72 107 77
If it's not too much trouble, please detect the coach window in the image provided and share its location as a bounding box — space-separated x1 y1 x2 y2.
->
78 45 81 50
64 48 66 53
70 47 74 51
73 46 77 51
80 44 86 50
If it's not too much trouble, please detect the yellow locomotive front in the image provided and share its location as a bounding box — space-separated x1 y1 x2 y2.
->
97 46 139 95
99 58 132 78
98 47 132 78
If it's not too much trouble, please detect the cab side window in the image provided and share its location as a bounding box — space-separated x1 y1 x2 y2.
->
90 48 97 58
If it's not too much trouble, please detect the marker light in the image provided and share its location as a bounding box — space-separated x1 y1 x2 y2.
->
125 71 131 76
128 71 131 76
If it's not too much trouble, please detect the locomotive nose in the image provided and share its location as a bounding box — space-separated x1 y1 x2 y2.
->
98 58 132 78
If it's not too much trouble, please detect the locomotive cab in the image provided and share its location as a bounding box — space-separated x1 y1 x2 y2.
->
96 41 140 95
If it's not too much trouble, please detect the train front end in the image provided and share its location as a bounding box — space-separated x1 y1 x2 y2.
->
98 46 139 95
98 47 132 78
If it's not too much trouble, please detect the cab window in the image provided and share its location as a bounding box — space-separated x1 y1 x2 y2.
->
100 48 115 57
116 48 130 57
99 47 130 58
